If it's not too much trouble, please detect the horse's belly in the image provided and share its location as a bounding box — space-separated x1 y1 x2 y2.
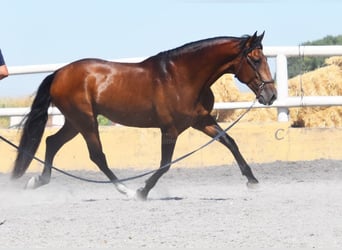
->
102 109 159 128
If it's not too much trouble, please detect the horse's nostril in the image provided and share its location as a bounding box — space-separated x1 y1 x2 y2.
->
269 93 277 105
258 95 266 105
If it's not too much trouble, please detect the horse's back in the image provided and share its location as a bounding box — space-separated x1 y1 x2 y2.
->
51 58 149 98
49 58 161 127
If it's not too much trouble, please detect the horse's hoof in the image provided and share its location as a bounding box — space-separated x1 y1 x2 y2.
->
123 187 136 199
246 180 259 189
115 183 135 199
135 188 148 201
25 176 41 189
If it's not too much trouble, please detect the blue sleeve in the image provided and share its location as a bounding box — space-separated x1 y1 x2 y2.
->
0 49 6 66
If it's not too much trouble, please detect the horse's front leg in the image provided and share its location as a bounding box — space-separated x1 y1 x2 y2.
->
193 115 258 186
136 130 177 200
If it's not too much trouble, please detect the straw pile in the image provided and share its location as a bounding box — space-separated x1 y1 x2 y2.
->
288 56 342 127
211 56 342 127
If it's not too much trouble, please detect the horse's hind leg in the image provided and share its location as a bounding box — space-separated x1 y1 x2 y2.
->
77 116 135 198
26 120 78 189
193 115 258 186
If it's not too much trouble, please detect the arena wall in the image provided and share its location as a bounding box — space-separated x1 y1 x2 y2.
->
0 123 340 173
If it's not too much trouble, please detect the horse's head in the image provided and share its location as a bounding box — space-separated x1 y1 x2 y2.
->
234 32 277 105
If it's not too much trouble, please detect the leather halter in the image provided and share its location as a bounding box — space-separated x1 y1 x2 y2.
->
235 49 274 98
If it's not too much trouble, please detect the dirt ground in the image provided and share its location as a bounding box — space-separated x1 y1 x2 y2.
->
1 159 342 248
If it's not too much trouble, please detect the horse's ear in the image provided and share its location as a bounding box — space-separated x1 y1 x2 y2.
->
258 31 265 41
254 31 265 48
245 32 258 49
251 31 258 43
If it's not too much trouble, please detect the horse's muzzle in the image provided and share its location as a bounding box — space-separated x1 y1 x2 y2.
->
258 87 277 105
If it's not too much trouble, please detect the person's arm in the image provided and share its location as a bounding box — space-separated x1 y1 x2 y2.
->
0 49 9 80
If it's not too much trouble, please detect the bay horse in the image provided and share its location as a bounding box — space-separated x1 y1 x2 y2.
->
12 31 277 200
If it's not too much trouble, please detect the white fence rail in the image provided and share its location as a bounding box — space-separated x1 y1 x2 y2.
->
1 46 342 126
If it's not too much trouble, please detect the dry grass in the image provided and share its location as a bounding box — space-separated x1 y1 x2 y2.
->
0 96 33 108
0 96 34 127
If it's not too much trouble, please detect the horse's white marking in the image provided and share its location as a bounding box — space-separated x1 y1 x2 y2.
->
26 176 40 189
115 183 136 199
246 181 260 190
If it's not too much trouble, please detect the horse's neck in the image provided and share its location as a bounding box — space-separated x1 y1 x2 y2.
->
172 40 241 89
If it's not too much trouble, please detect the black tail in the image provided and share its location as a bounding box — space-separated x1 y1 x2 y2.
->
11 72 56 179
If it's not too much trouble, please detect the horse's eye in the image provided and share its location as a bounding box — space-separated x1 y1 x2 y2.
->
254 59 261 65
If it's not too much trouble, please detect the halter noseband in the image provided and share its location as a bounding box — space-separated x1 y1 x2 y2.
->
235 48 274 98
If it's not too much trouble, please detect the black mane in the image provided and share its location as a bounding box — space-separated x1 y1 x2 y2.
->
158 36 249 58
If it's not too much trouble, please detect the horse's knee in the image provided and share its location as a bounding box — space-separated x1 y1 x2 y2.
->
221 134 237 149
